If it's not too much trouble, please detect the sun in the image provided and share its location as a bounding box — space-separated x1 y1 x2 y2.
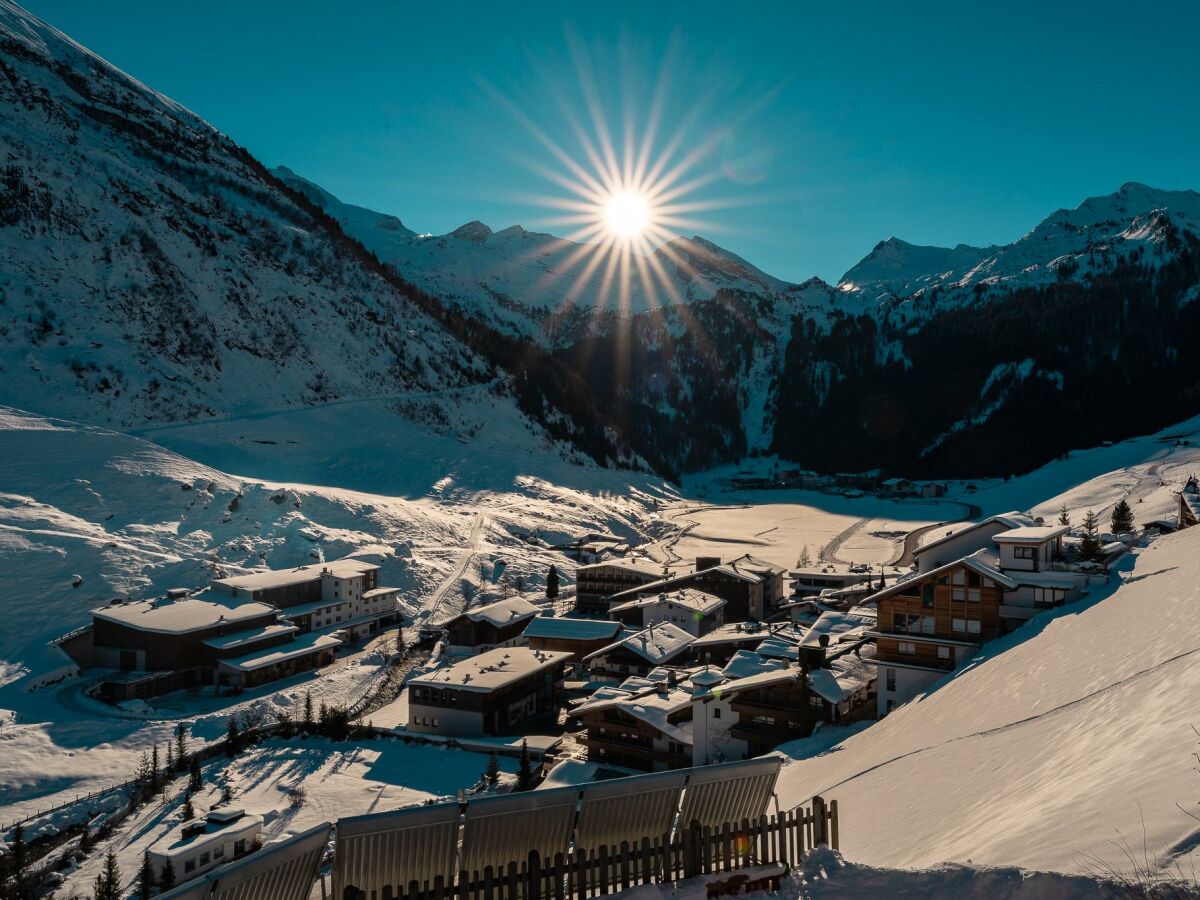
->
603 190 652 239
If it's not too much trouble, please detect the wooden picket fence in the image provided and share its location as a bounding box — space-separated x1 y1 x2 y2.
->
338 798 838 900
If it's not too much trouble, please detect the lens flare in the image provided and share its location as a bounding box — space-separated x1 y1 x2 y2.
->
604 190 651 238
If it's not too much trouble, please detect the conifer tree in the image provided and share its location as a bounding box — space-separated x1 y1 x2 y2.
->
225 716 240 757
484 753 500 786
798 545 812 567
1058 504 1071 527
1080 509 1103 561
150 743 160 792
1111 499 1135 534
221 783 235 805
158 860 176 892
515 740 535 792
546 565 560 599
93 849 121 900
79 822 94 855
303 691 314 730
188 756 203 792
7 824 28 899
175 722 188 765
182 796 195 821
137 850 156 900
166 741 175 772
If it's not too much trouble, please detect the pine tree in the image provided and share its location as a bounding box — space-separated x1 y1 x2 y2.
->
175 722 188 765
158 860 176 892
7 824 28 898
1058 504 1071 527
484 753 500 786
1080 509 1103 561
221 783 235 805
303 691 314 730
94 849 121 900
188 756 203 792
798 545 812 567
182 796 195 821
166 741 175 772
149 742 160 792
546 565 560 599
79 822 94 855
515 740 534 792
137 850 156 900
225 716 241 757
1111 499 1135 534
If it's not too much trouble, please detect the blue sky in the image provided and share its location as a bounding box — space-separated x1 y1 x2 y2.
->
25 0 1200 283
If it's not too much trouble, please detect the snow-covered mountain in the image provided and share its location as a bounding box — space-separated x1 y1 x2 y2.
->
841 182 1200 310
272 167 804 342
0 0 637 473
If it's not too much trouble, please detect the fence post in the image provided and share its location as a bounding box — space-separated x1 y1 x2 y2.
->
811 796 828 848
528 850 541 900
682 821 701 879
828 799 839 850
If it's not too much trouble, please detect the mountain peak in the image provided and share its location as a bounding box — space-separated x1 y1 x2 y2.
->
450 220 493 242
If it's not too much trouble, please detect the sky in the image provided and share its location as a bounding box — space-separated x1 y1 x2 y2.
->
23 0 1200 283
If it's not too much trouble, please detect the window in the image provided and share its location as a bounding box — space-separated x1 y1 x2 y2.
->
921 616 935 635
200 852 210 866
952 586 965 601
898 642 916 655
952 618 966 632
922 584 935 608
234 839 246 855
713 707 721 719
937 646 951 660
214 846 224 859
967 620 981 634
951 569 965 585
1014 546 1036 559
185 860 196 874
967 572 981 588
885 668 896 692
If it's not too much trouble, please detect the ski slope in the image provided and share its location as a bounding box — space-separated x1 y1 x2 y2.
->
776 526 1200 877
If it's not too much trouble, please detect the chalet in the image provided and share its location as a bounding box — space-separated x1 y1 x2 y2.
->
443 596 540 656
583 622 695 679
912 511 1038 573
211 558 399 640
574 559 665 615
881 477 917 496
921 482 949 498
1180 475 1200 529
604 555 786 623
871 531 1087 715
608 588 726 637
688 621 770 666
60 594 342 700
406 647 570 737
148 808 262 886
789 565 873 598
522 616 624 665
575 677 694 772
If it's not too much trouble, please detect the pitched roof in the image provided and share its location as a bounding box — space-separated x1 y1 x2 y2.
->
609 587 726 617
522 616 623 641
583 622 695 665
455 596 540 629
798 610 875 650
913 512 1038 559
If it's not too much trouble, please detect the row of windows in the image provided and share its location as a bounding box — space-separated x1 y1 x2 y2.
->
414 716 440 727
894 642 953 659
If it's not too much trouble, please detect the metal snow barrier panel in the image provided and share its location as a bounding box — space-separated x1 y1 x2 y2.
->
677 756 782 830
334 802 460 900
211 821 333 900
573 769 686 852
459 786 580 878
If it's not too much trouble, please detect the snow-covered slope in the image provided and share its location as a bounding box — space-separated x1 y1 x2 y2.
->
841 182 1200 307
776 523 1200 876
0 405 671 818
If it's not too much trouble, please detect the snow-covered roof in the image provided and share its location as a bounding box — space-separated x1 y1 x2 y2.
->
456 596 540 628
717 666 801 697
149 810 264 861
583 622 695 665
216 631 342 672
93 597 274 635
575 683 694 744
913 512 1038 558
691 621 769 647
576 558 664 576
798 610 874 649
807 669 845 704
721 650 786 680
522 616 623 641
608 587 726 617
214 558 379 591
202 622 297 651
411 647 571 693
362 586 400 599
993 525 1070 544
